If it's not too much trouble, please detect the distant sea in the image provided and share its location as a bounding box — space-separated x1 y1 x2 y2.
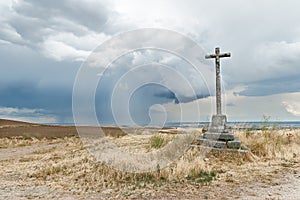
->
165 121 300 129
50 121 300 129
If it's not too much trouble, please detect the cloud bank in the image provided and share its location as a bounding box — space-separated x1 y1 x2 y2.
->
1 0 300 124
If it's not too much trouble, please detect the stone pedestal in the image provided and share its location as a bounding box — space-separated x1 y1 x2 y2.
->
197 115 241 150
208 115 227 132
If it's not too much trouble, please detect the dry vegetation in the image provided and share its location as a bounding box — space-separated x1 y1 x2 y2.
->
235 126 300 160
0 136 65 149
0 120 300 199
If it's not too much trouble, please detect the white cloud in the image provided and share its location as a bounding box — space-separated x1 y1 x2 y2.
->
0 39 11 45
0 106 58 123
282 101 300 117
2 116 58 124
45 31 110 51
0 107 36 115
0 107 43 115
39 31 111 62
0 0 113 62
41 40 90 62
253 41 300 79
0 23 24 44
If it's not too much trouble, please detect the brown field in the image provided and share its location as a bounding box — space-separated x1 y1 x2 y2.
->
0 119 299 199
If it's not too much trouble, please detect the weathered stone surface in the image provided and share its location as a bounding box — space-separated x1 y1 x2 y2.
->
227 139 241 149
208 115 227 133
203 140 226 149
197 138 227 148
197 135 243 150
211 141 227 149
203 132 235 141
205 47 231 115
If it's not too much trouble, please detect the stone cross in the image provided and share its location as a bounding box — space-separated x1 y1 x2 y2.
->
205 47 231 115
198 47 242 150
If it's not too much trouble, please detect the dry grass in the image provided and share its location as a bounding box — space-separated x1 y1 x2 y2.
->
1 122 300 199
148 133 174 149
235 127 300 160
5 128 300 191
102 127 127 138
0 136 45 148
23 137 220 195
0 136 73 148
21 136 257 197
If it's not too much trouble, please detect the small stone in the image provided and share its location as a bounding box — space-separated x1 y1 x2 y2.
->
268 191 272 196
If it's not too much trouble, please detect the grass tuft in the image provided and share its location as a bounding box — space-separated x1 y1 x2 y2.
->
186 169 216 183
235 116 300 160
149 134 167 149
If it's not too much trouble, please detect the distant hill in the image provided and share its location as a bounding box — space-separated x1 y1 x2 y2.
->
0 118 78 138
0 119 127 138
0 118 35 126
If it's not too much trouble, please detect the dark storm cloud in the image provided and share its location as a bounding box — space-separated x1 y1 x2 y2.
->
237 76 300 97
0 0 112 123
129 84 178 125
91 47 211 125
154 89 210 104
154 89 179 104
0 43 79 123
0 81 72 121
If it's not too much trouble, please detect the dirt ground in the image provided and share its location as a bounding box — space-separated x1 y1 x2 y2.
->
0 119 299 200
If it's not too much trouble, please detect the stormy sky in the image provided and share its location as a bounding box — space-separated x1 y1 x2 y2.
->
1 0 300 125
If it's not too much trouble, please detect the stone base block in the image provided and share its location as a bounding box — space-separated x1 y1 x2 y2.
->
227 139 241 149
198 138 226 148
203 132 235 141
197 137 242 150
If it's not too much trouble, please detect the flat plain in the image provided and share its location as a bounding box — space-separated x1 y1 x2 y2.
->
0 119 299 199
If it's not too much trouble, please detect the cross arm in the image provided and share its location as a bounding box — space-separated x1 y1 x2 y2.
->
205 53 231 59
219 53 231 58
205 54 216 59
